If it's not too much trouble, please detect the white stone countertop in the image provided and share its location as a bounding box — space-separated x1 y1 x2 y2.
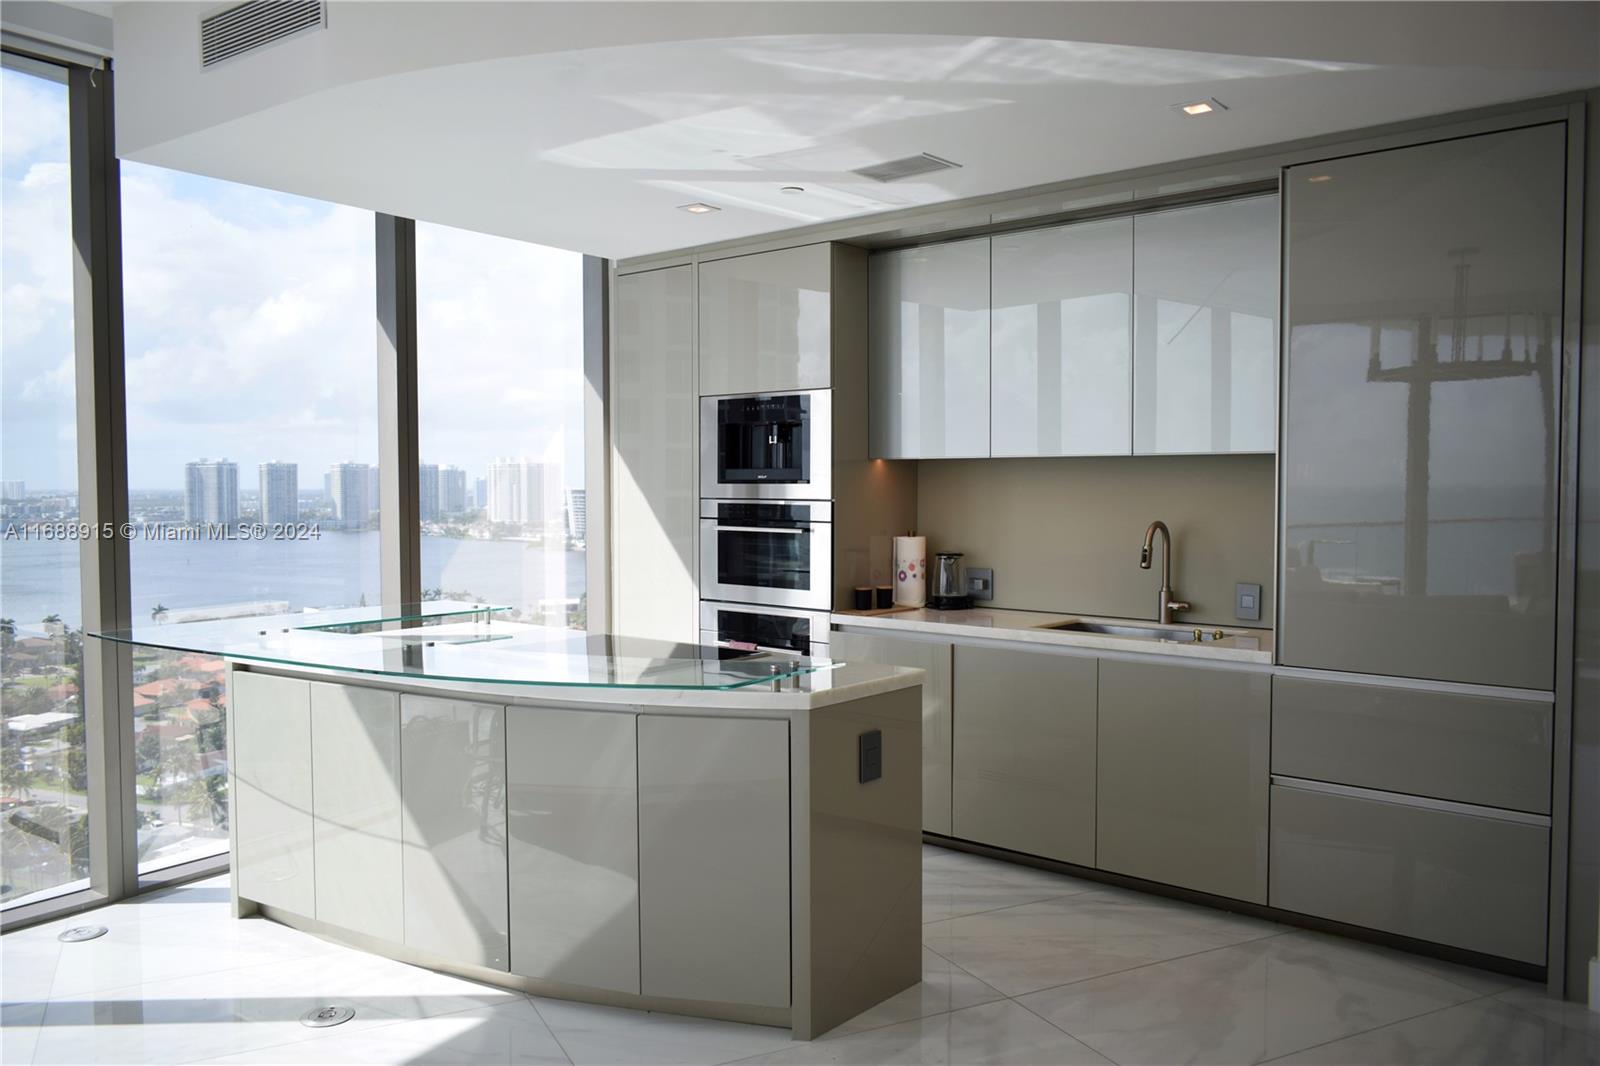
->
831 606 1274 665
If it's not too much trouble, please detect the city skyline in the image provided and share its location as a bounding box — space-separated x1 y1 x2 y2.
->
149 456 582 528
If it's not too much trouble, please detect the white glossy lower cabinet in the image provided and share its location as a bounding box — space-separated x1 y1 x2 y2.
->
507 707 640 994
1270 782 1548 964
399 694 509 971
952 645 1095 865
638 715 790 1009
1096 659 1270 903
231 671 315 917
310 683 402 943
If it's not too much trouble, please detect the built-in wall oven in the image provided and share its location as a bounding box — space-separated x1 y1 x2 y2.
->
699 500 832 611
699 602 830 658
701 390 832 500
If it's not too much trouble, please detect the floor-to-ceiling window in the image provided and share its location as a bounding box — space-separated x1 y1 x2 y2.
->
1 54 600 918
416 223 587 628
0 63 88 908
119 162 379 875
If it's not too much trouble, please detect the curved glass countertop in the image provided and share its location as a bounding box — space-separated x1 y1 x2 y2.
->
89 601 831 691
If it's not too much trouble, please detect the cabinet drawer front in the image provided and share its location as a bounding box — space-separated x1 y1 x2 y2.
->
1270 783 1548 964
1272 677 1551 814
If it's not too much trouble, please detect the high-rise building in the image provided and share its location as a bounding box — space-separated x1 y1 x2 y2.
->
327 461 373 530
418 463 440 523
439 466 468 515
487 457 561 529
565 488 587 541
0 480 25 501
474 477 488 511
184 459 239 525
258 462 298 525
366 465 380 510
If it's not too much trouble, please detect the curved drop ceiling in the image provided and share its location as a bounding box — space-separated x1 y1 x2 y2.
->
113 2 1599 259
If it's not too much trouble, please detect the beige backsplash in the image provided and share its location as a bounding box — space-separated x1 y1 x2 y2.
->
915 454 1276 628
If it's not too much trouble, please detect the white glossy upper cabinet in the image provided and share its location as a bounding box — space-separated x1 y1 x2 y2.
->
1133 195 1279 454
699 244 832 396
613 265 696 642
869 237 991 459
992 217 1132 456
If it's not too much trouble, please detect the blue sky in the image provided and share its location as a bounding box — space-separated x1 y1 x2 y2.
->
2 66 586 496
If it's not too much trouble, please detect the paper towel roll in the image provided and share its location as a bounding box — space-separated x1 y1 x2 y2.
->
894 536 926 608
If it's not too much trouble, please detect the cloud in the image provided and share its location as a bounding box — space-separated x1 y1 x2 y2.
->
3 67 587 494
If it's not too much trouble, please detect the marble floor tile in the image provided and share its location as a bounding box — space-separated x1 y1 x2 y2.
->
529 996 798 1065
2 853 1547 1066
1018 931 1486 1065
728 999 1111 1065
825 947 1005 1038
1 1000 45 1066
41 911 346 1000
202 997 570 1065
1268 997 1600 1065
922 888 1282 997
922 854 1100 923
1496 984 1600 1041
0 930 63 1004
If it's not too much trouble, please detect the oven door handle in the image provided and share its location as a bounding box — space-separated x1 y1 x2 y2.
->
712 525 809 535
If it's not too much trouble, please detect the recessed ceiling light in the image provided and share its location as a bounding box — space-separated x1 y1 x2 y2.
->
679 202 720 214
1176 98 1227 116
1306 174 1333 183
780 185 805 195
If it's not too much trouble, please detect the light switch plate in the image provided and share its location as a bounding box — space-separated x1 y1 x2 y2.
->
1235 582 1262 622
967 568 994 601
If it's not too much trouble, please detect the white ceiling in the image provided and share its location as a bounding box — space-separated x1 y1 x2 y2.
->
112 2 1600 260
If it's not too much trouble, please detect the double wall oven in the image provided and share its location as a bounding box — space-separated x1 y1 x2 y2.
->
700 390 832 656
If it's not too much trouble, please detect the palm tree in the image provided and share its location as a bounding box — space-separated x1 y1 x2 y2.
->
150 604 168 623
0 617 15 655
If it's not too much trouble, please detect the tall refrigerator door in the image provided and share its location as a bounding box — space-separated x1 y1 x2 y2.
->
1280 124 1565 690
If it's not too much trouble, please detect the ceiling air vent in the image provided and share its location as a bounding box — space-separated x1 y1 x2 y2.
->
851 153 962 183
201 0 327 68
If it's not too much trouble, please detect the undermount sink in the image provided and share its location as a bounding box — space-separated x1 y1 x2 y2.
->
1039 621 1228 643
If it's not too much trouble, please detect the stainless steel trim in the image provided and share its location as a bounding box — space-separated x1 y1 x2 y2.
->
714 525 806 536
1270 665 1556 704
699 389 833 501
700 499 833 522
1270 775 1554 828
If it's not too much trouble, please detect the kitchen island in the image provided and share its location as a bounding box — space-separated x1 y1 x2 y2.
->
94 604 924 1040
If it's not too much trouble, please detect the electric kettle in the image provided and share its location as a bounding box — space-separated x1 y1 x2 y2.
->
929 551 972 610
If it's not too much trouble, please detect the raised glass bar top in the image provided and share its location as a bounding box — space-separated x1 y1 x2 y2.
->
90 600 831 690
